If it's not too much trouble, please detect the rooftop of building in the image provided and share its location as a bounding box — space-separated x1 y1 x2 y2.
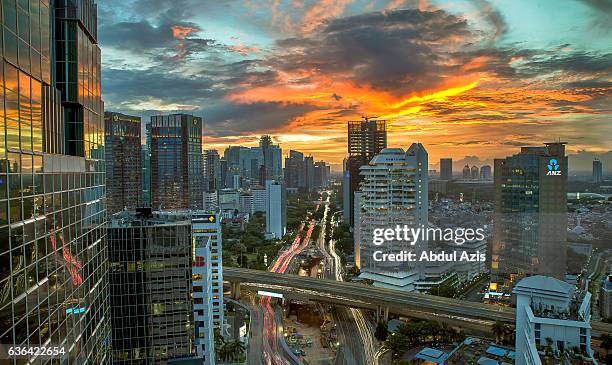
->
514 275 573 296
514 275 591 322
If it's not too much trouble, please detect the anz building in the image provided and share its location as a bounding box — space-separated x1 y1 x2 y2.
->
491 142 568 297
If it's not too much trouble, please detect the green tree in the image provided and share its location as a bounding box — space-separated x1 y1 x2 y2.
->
385 332 409 361
491 321 507 344
375 320 389 341
601 333 612 355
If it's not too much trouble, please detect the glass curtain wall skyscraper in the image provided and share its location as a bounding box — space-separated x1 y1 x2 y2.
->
150 114 203 210
345 118 387 227
104 112 141 214
0 0 109 363
491 142 568 296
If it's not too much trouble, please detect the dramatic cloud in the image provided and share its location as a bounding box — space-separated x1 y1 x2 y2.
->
99 0 612 172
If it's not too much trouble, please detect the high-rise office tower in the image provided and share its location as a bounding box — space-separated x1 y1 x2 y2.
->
252 185 267 213
345 118 387 227
107 210 196 363
142 123 151 207
284 150 304 190
480 164 492 180
593 158 603 183
265 180 286 239
314 161 330 188
104 112 141 214
259 135 282 181
356 144 428 291
0 0 110 363
470 165 479 180
150 114 203 210
191 212 223 359
491 142 568 295
219 158 228 189
462 164 471 179
440 158 453 180
204 149 220 191
342 158 351 223
193 242 215 365
304 155 314 191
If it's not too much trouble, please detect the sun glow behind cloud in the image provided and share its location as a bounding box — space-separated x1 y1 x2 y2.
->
99 0 612 170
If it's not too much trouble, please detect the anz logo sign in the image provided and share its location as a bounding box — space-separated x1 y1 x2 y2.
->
546 158 561 176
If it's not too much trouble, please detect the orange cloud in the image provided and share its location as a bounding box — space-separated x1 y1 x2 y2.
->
172 25 199 39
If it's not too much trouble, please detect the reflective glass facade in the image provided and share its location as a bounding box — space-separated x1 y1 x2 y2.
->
491 143 568 293
107 211 194 363
104 112 141 214
150 114 203 210
0 0 109 363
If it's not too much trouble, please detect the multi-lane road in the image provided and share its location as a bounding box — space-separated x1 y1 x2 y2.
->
316 199 378 365
260 221 315 365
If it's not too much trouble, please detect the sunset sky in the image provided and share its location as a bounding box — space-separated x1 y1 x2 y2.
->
98 0 611 172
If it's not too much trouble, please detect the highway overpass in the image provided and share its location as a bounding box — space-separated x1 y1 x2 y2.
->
224 267 612 337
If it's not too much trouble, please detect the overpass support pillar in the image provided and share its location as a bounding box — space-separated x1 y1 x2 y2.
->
376 305 389 322
231 281 241 300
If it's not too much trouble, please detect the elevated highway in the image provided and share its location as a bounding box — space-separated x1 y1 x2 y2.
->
224 267 612 337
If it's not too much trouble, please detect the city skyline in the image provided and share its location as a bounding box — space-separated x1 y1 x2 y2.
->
99 0 610 169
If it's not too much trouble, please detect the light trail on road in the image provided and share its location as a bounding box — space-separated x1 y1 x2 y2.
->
261 221 315 365
317 193 379 365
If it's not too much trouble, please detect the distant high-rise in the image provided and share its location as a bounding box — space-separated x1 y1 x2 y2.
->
266 180 287 239
491 142 568 294
440 158 453 180
314 161 331 188
480 165 492 180
462 164 471 179
142 123 152 206
285 150 305 190
204 149 221 191
593 158 603 183
105 112 142 214
107 210 196 363
150 114 203 209
1 0 110 362
470 165 479 180
356 144 428 291
304 155 315 191
259 135 282 181
252 185 267 213
345 118 387 226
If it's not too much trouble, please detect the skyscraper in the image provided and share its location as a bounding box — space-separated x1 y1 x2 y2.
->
356 144 428 291
470 165 479 180
593 158 603 183
284 150 305 190
150 114 203 210
491 142 568 295
1 0 110 363
107 210 195 363
142 123 152 207
440 158 453 180
204 149 220 191
265 180 286 239
345 118 387 227
304 155 314 191
314 161 330 188
191 213 224 346
104 112 142 214
462 164 471 179
480 165 492 180
259 135 282 181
